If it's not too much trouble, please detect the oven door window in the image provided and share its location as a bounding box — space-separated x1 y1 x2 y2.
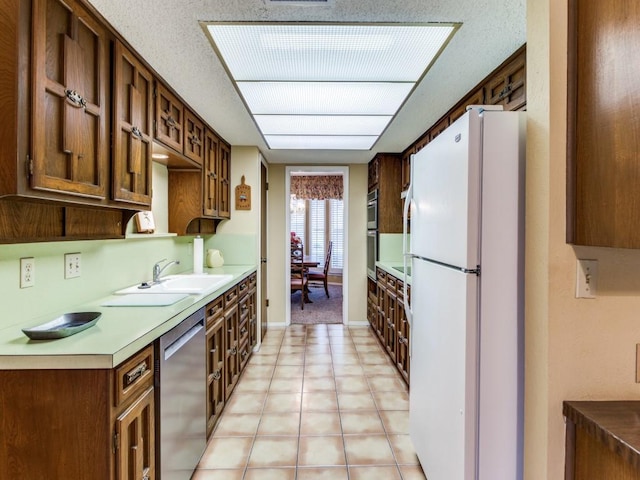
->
367 231 377 278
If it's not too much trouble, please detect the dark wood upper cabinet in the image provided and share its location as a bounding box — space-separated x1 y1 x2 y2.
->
185 110 205 166
155 83 184 153
449 87 484 125
112 40 153 207
218 142 231 219
31 0 109 200
368 153 402 233
168 131 231 235
483 50 526 111
203 130 221 217
567 0 640 248
400 45 526 193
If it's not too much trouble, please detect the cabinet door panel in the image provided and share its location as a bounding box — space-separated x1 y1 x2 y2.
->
155 84 184 152
224 305 239 399
184 110 205 165
206 319 225 437
384 289 397 358
483 51 526 111
204 131 220 217
115 387 155 480
32 0 108 199
113 41 153 206
218 142 231 218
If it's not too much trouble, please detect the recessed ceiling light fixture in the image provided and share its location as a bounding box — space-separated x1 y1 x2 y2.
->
201 22 459 150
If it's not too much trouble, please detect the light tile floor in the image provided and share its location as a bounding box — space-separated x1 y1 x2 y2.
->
194 324 426 480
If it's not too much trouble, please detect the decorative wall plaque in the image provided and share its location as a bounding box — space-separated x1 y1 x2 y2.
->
235 175 251 210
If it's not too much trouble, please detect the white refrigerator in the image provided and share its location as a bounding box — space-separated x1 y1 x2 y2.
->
402 107 525 480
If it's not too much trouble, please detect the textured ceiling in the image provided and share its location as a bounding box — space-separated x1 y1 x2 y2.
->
87 0 525 164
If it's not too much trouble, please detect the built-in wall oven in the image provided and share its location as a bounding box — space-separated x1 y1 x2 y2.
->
367 189 378 230
367 229 378 280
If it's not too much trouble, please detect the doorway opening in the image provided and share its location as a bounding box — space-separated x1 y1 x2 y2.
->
286 166 349 326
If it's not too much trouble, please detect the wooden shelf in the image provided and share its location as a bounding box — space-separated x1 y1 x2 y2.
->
125 233 177 239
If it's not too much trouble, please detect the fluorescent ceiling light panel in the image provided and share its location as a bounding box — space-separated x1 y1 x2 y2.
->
265 135 377 150
254 115 392 135
203 22 458 150
237 82 413 115
206 24 455 82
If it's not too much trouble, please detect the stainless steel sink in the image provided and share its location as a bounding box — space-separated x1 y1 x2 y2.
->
115 274 233 296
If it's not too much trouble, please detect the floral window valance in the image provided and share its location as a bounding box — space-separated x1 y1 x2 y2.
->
290 175 343 200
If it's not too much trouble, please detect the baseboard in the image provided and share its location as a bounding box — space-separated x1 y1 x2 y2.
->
346 321 369 327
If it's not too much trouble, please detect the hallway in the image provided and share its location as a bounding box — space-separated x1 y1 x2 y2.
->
194 324 425 479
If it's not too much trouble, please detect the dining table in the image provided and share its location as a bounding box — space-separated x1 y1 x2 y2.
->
298 257 320 303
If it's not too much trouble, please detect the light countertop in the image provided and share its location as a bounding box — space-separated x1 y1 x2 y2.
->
376 260 412 285
0 265 256 370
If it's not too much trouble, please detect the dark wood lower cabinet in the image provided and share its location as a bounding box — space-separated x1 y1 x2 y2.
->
206 317 225 438
564 401 640 479
116 387 155 480
373 267 410 384
0 272 259 479
0 345 155 479
207 272 257 435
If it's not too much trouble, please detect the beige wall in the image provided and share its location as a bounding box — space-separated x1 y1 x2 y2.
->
266 164 287 324
525 1 640 478
346 164 368 323
265 164 368 326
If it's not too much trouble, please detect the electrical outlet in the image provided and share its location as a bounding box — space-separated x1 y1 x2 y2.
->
20 257 35 288
64 253 81 279
576 259 598 298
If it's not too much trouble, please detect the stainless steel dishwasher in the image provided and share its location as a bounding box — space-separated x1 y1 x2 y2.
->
156 307 206 480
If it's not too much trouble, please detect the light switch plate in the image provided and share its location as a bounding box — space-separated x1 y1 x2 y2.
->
64 253 81 279
576 259 597 299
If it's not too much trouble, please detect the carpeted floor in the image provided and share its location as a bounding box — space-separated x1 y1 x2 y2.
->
291 283 343 324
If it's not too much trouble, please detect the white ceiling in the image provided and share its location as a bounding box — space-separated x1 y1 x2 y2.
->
87 0 525 164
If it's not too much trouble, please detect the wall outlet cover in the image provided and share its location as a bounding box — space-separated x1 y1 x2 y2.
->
20 257 35 288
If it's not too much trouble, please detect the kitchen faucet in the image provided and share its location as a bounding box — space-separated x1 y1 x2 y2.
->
153 259 180 283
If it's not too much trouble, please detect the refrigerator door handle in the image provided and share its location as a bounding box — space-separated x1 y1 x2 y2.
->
402 156 414 341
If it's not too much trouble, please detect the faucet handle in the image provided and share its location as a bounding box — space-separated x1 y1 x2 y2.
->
154 258 168 266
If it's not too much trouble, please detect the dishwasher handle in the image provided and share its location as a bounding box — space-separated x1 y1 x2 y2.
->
163 321 204 361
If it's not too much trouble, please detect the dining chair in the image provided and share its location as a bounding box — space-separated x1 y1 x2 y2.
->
307 241 332 298
290 243 308 310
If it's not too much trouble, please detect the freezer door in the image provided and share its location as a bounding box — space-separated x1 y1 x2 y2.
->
410 110 481 269
409 258 478 480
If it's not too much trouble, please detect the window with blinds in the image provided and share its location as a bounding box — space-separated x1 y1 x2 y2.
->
290 204 305 249
329 199 344 272
292 198 343 274
308 200 326 263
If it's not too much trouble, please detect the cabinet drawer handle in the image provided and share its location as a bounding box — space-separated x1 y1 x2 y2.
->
190 134 202 146
212 369 222 381
241 305 248 311
210 348 216 354
131 126 143 139
164 113 177 129
241 350 248 358
125 361 147 386
229 346 237 355
65 88 87 108
498 83 513 100
228 329 234 334
241 327 247 335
